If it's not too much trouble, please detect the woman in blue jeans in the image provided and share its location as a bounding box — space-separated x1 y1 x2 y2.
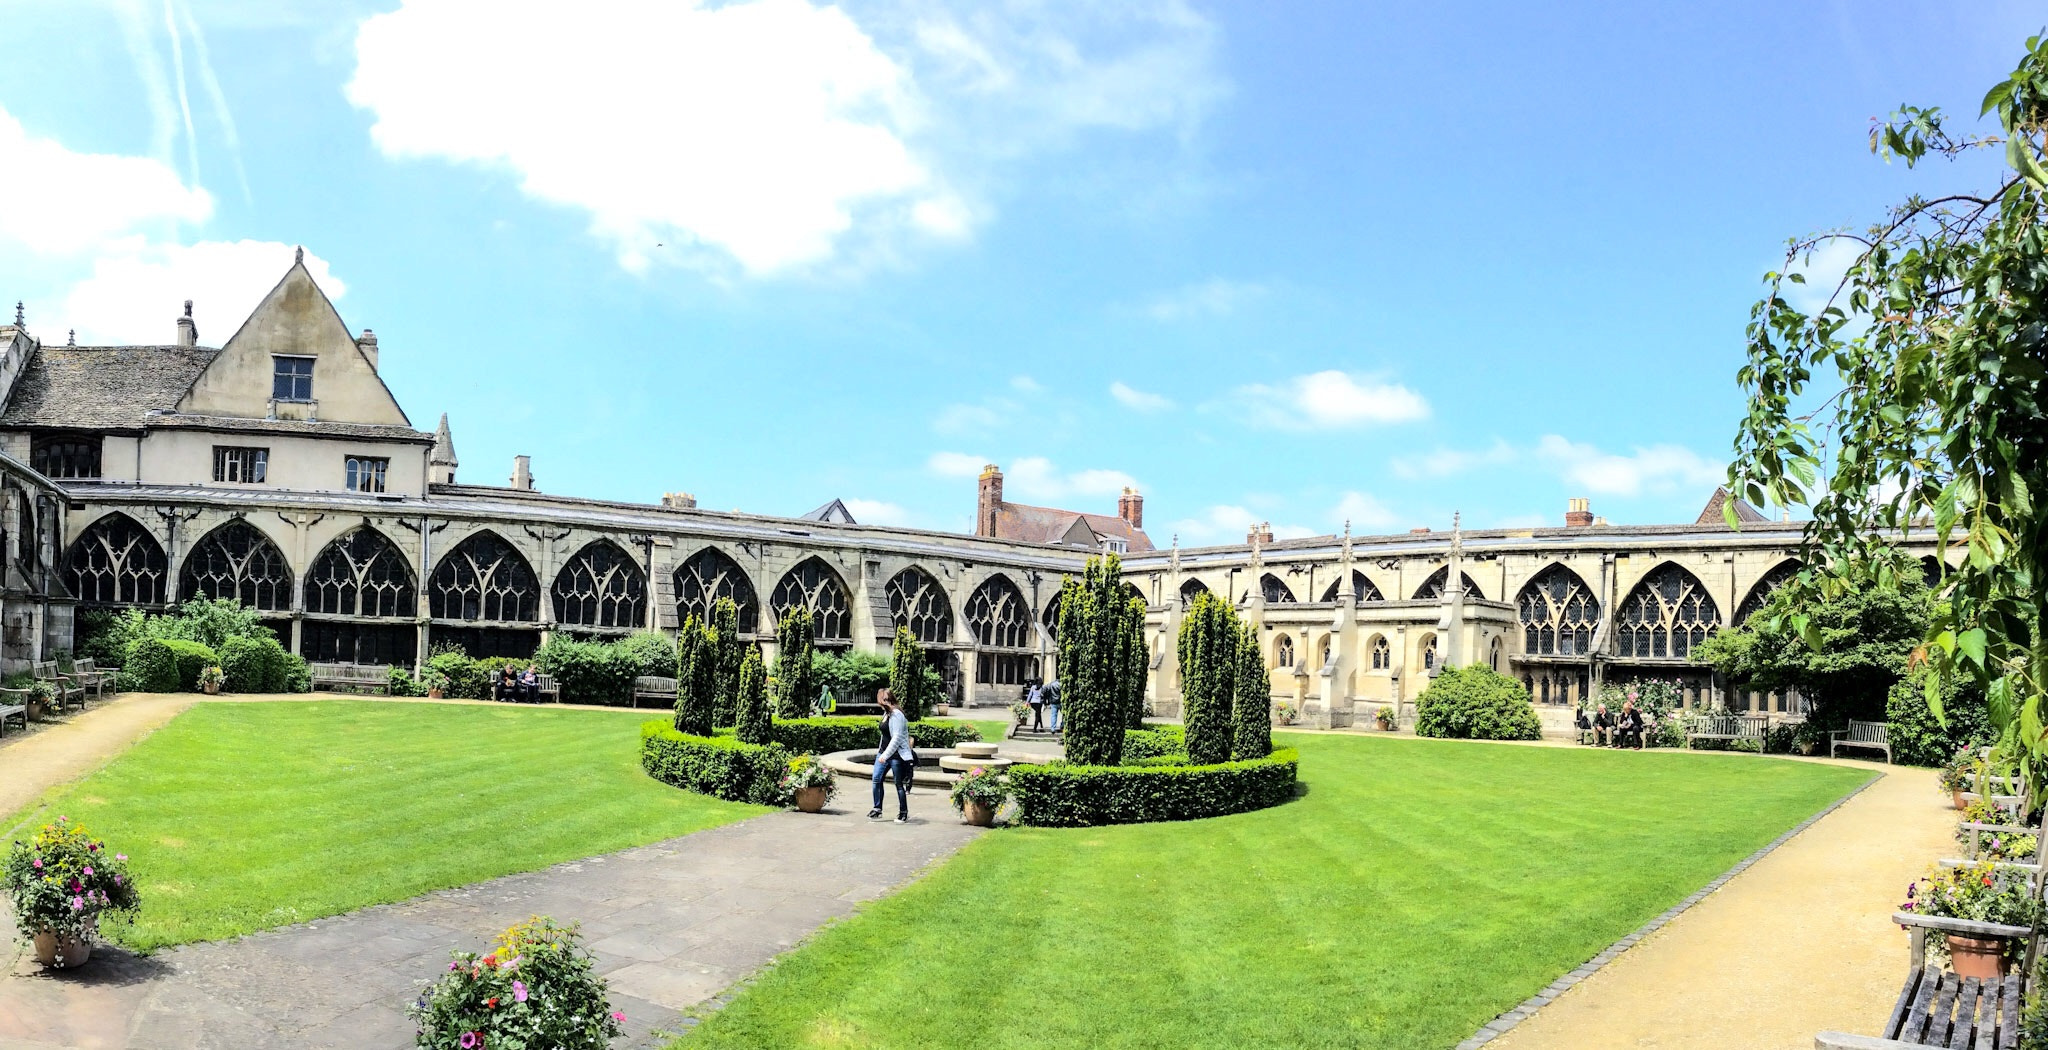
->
869 688 914 823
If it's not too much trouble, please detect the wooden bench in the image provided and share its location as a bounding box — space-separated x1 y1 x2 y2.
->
1832 719 1893 763
632 675 677 708
34 661 84 712
71 658 115 698
532 673 558 704
0 689 26 738
1683 713 1768 748
309 662 391 695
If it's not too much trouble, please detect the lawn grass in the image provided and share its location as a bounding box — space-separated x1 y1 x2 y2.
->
4 700 760 950
676 734 1870 1050
966 718 1010 744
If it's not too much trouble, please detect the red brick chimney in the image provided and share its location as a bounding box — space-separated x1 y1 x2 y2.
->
977 464 1003 538
1246 522 1274 545
1117 487 1144 529
1565 497 1593 528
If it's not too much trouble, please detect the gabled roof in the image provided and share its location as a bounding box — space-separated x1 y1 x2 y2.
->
0 345 220 429
991 501 1153 551
1697 486 1770 526
802 498 857 524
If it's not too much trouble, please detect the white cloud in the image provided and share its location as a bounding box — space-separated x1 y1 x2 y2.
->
1009 375 1044 393
933 402 1005 435
346 0 1223 276
1534 435 1724 498
1109 380 1172 412
842 497 915 526
926 451 988 477
1144 277 1263 321
1388 439 1518 480
0 105 212 255
1234 370 1429 429
59 239 346 345
1331 491 1400 530
1005 456 1137 502
1170 503 1312 545
1782 237 1864 315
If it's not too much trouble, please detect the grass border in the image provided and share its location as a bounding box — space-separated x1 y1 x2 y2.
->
1454 770 1884 1048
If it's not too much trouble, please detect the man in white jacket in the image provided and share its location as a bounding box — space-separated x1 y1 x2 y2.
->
869 688 915 823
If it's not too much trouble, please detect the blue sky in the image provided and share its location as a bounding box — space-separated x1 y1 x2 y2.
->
0 1 2036 542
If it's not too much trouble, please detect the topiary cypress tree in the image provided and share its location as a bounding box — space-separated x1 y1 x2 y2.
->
734 647 772 745
1232 618 1272 759
889 627 932 721
673 614 715 735
1122 595 1151 730
710 597 743 728
773 606 819 719
1178 591 1238 765
1055 554 1136 766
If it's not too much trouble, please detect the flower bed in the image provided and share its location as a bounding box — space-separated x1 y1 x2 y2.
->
639 721 791 805
1008 748 1299 827
412 916 627 1050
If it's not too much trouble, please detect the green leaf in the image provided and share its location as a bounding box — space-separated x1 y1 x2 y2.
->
1959 627 1988 669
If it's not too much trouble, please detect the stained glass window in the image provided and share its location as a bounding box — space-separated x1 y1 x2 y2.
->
1617 563 1720 659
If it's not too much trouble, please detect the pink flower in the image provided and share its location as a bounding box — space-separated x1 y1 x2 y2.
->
512 980 528 1003
459 1032 478 1049
69 897 82 910
82 867 93 877
448 961 461 971
115 854 126 862
612 1011 626 1024
31 859 41 869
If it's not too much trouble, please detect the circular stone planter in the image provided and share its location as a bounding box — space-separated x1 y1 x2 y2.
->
956 742 1000 760
32 927 92 968
822 748 1053 786
939 755 1014 774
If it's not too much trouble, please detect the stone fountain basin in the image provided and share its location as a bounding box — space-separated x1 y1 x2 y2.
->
823 747 1047 786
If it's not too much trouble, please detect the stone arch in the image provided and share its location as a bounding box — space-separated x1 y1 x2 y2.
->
1367 632 1391 671
430 530 541 623
305 527 416 617
1920 555 1944 589
1418 631 1438 671
1617 562 1720 659
1735 559 1801 625
887 566 952 644
552 539 648 629
1516 563 1599 656
771 556 853 643
62 512 168 605
1178 577 1211 606
967 574 1032 686
674 545 759 632
1319 570 1385 603
1274 632 1295 670
180 519 293 611
1260 573 1297 603
1316 632 1333 670
1413 566 1485 601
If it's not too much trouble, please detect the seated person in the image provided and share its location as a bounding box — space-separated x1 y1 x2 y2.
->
519 663 541 702
1573 706 1592 743
1617 701 1645 750
1591 703 1614 746
494 665 520 703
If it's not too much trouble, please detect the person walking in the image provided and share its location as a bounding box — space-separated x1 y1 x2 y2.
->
869 688 915 823
1042 678 1062 734
1026 679 1045 732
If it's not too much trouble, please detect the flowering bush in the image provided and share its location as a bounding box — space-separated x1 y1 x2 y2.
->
1903 860 2040 931
950 765 1010 812
779 754 836 803
1374 705 1396 728
412 916 627 1050
2 817 139 953
1938 747 1980 795
1956 798 2039 861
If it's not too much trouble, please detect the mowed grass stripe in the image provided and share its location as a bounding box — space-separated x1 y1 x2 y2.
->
7 700 759 950
675 733 1870 1050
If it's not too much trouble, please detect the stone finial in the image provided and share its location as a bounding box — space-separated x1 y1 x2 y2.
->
12 302 21 326
67 329 75 346
295 245 304 264
183 299 193 317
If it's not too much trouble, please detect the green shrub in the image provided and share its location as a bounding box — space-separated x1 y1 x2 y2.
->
758 717 981 755
675 616 715 733
1009 749 1299 827
1123 725 1187 763
1231 618 1271 759
1052 553 1147 764
160 639 220 692
281 654 310 694
1415 665 1542 741
888 627 941 721
711 598 745 728
1887 673 1993 766
127 638 180 693
1178 591 1239 765
774 607 820 719
427 651 486 701
639 721 791 805
218 635 293 693
472 656 525 699
535 637 638 706
734 648 771 745
813 649 891 706
618 631 678 678
387 666 424 697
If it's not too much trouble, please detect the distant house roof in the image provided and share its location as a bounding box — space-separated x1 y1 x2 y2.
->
991 501 1153 551
802 498 857 524
1697 486 1770 526
0 345 219 430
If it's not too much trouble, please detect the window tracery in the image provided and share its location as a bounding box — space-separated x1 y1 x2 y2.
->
1319 571 1385 603
771 557 852 641
1735 559 1801 625
1413 567 1485 601
1616 563 1720 659
305 528 415 617
1260 573 1297 604
887 567 952 644
674 547 758 633
1274 634 1295 670
62 513 167 605
180 521 292 610
1370 634 1390 670
1516 564 1599 656
552 541 647 629
430 531 541 622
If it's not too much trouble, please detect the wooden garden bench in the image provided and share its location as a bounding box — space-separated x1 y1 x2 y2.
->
532 673 558 703
1683 713 1768 747
632 675 677 708
34 661 84 711
70 658 113 699
308 662 390 694
0 693 26 738
1832 719 1893 763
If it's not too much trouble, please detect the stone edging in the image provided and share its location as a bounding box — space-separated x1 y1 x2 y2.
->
1454 772 1884 1049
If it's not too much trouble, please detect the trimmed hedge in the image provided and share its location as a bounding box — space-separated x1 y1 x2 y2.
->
1123 725 1187 763
761 716 982 755
127 638 181 693
219 635 294 693
1009 748 1299 827
1414 665 1543 741
535 636 639 706
639 720 791 805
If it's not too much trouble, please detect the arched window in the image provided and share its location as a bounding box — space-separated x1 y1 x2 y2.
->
968 575 1031 684
1178 577 1211 606
1920 555 1944 589
1369 634 1390 670
1735 559 1801 625
31 433 102 479
553 540 647 629
674 546 758 633
180 521 292 610
1123 581 1148 607
62 513 168 605
1516 564 1599 656
1260 573 1297 603
13 486 36 568
430 531 540 622
771 557 852 642
887 567 951 644
1413 566 1485 601
1490 636 1502 671
1420 633 1438 671
305 528 415 617
1274 634 1295 670
1617 563 1720 659
1319 570 1384 603
1318 634 1332 670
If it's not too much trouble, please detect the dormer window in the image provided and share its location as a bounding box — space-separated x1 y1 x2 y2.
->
272 356 314 402
1101 536 1128 554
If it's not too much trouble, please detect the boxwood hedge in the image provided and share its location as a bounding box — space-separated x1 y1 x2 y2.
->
128 637 221 692
1008 748 1299 827
760 716 982 755
639 721 791 805
1122 725 1187 762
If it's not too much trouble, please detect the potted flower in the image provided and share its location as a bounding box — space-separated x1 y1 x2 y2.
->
412 916 627 1050
780 754 836 813
25 680 57 721
421 667 451 700
1271 701 1300 727
197 665 225 695
1374 705 1397 731
1939 749 1981 810
3 816 139 968
1901 860 2041 978
950 766 1008 827
1955 797 2038 861
1010 701 1030 726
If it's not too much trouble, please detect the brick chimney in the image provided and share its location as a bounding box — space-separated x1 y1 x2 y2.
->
1565 497 1593 527
357 328 378 370
175 300 198 347
976 464 1003 538
1117 487 1144 529
510 455 535 491
1247 522 1274 545
662 492 697 510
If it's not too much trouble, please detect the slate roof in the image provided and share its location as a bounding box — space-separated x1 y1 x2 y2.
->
802 498 857 524
990 501 1154 551
1696 486 1770 526
143 413 433 443
1 345 218 429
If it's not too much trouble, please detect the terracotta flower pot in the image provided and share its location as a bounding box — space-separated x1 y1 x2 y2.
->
32 927 92 968
428 688 445 700
795 785 828 813
961 798 995 827
1954 790 1967 811
1946 934 2011 979
26 698 48 721
201 682 220 695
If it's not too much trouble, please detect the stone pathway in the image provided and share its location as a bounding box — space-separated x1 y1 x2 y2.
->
0 796 978 1049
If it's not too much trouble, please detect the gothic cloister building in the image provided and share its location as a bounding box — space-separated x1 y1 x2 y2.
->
0 257 1943 714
